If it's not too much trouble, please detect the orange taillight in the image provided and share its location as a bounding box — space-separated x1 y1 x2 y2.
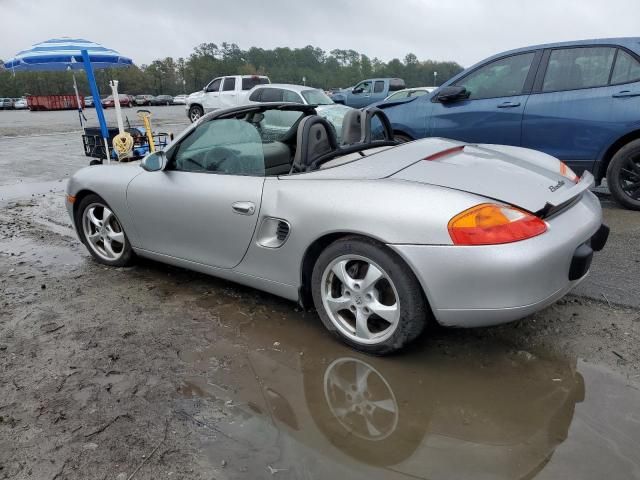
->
448 203 547 245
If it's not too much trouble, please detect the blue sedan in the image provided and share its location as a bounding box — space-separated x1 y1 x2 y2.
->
381 37 640 210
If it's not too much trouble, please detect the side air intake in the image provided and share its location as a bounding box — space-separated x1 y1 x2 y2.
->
256 218 291 248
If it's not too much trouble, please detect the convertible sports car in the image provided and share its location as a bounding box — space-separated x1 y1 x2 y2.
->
65 103 608 354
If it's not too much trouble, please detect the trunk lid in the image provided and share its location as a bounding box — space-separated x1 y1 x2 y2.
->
391 139 594 213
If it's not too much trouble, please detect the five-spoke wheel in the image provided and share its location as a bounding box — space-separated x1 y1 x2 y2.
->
321 255 400 345
76 194 134 266
312 236 428 354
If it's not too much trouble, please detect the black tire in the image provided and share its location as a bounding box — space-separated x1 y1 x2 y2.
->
188 105 204 123
606 139 640 210
311 236 428 355
393 133 412 144
75 194 135 267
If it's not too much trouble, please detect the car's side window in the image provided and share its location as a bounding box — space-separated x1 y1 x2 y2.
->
454 52 535 100
373 81 385 93
206 78 222 92
611 49 640 85
222 77 236 91
409 90 428 98
283 90 304 103
248 89 263 102
388 91 408 100
171 119 265 176
261 88 284 102
542 47 616 92
355 80 372 93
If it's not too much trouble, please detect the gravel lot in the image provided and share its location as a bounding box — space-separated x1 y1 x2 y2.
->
0 107 639 480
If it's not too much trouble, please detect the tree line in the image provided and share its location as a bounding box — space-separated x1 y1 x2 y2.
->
0 42 463 98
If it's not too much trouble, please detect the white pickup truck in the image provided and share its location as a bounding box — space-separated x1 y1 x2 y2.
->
185 75 270 122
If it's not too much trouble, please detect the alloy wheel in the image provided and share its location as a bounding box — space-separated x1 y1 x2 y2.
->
324 357 399 440
82 203 126 261
321 255 401 345
619 155 640 200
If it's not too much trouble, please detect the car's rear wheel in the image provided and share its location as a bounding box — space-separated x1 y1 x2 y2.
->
607 139 640 210
76 194 135 267
312 236 428 354
188 105 204 122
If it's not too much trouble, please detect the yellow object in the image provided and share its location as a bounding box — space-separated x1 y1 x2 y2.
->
113 131 134 159
137 110 155 153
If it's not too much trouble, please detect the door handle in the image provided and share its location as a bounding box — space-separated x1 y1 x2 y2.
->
232 201 256 215
612 90 640 98
497 101 521 108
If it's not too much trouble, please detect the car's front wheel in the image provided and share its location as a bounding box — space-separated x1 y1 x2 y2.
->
188 105 204 122
312 236 428 354
76 194 135 267
607 138 640 210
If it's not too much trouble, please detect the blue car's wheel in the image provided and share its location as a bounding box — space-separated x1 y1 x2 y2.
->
607 139 640 210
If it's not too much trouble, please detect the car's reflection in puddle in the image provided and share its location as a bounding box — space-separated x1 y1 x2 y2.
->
171 294 639 480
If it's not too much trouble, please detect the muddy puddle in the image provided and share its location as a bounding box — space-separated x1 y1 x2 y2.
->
174 296 640 480
0 235 85 269
0 179 67 202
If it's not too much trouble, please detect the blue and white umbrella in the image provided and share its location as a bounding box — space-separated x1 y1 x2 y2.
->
4 38 134 161
4 38 132 71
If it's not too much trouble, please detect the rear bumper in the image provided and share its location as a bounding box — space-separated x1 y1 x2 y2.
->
390 191 605 328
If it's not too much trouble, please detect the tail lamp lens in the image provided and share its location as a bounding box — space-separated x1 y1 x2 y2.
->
560 161 579 183
448 203 547 245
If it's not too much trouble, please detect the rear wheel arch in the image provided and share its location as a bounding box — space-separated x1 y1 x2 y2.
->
392 130 414 143
597 129 640 182
299 232 432 314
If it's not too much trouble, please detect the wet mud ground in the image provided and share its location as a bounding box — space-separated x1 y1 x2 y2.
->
1 109 639 479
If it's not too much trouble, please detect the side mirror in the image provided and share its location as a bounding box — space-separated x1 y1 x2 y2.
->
141 150 167 172
436 86 469 103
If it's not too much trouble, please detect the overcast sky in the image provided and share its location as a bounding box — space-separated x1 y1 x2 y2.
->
2 0 640 68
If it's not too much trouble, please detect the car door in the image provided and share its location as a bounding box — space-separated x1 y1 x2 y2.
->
522 45 640 175
429 51 540 145
203 77 222 111
347 80 373 108
126 118 266 269
370 80 387 104
219 77 238 108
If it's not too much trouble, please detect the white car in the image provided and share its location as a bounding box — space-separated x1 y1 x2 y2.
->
12 97 28 109
186 75 270 122
383 87 436 102
244 83 354 141
172 94 187 105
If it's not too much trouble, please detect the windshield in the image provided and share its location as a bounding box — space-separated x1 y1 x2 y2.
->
301 89 334 105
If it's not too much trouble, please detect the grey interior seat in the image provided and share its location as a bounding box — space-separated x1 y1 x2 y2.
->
291 115 338 172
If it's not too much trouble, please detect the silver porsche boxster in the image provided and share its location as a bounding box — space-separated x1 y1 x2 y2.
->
66 103 608 354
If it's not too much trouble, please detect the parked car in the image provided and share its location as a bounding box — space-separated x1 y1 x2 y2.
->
150 95 174 106
172 94 187 105
135 94 153 106
330 78 406 108
381 38 640 210
13 97 27 109
383 87 436 103
102 94 133 108
186 74 270 122
244 83 353 140
84 96 94 108
0 98 14 109
65 103 607 354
